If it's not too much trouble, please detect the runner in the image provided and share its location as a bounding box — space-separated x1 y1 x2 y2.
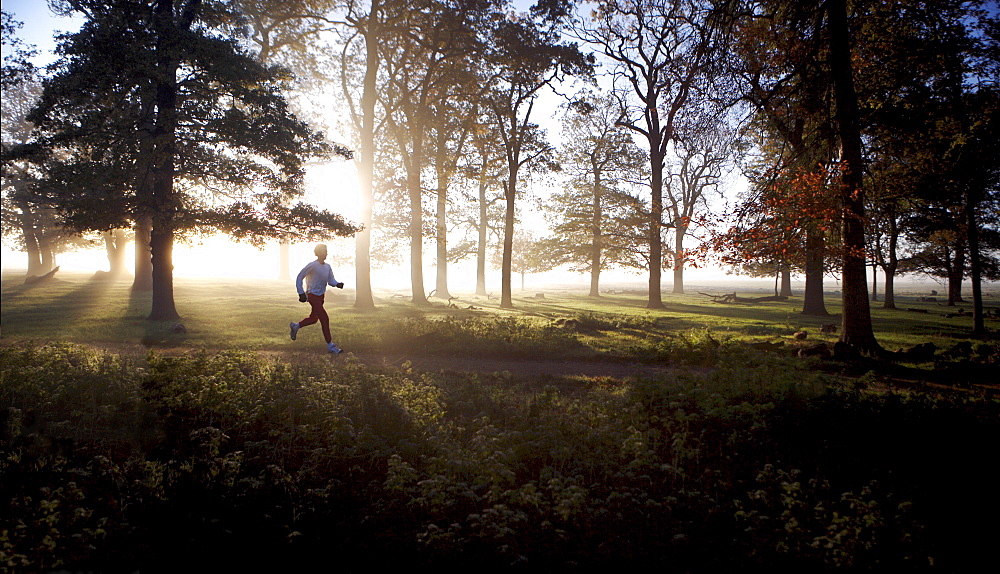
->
289 244 345 354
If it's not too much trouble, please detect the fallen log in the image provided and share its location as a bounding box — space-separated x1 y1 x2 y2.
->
699 291 740 303
699 291 789 304
24 266 60 285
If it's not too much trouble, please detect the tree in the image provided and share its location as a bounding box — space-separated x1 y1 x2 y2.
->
854 0 969 311
28 0 354 320
865 184 907 310
460 109 508 297
378 0 486 304
428 92 477 300
100 228 129 276
335 0 400 309
855 0 999 335
664 120 732 293
490 229 550 291
933 85 1000 336
574 0 725 309
724 0 882 350
230 0 336 66
724 0 846 317
719 0 1000 344
547 90 648 296
1 12 44 277
486 1 593 309
1 10 34 90
823 0 879 352
711 160 839 312
1 73 47 278
0 20 91 280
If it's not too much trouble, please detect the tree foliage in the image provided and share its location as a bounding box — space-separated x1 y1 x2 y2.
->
484 1 594 308
545 90 648 296
21 0 356 319
573 0 729 308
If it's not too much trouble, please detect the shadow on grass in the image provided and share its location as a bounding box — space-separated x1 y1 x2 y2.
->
875 313 977 339
127 287 198 348
2 274 124 338
0 271 195 347
520 293 811 333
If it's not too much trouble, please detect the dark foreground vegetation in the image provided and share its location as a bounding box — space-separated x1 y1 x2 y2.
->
3 337 998 573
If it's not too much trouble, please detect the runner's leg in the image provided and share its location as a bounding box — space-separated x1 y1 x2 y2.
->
317 302 331 343
300 293 325 328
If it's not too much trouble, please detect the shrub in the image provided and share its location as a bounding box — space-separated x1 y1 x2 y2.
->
2 342 998 572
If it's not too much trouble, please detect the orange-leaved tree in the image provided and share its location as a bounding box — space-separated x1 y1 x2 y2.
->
708 162 839 314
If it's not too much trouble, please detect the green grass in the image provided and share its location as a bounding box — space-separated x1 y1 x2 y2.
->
3 270 996 360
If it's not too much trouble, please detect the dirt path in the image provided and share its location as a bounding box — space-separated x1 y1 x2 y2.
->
344 352 673 379
59 341 674 379
11 341 998 392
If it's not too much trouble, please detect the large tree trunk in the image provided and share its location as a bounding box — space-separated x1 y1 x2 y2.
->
133 74 156 293
148 222 179 321
882 213 898 309
870 263 878 301
828 0 879 354
17 200 44 277
476 170 489 297
104 229 129 276
589 260 601 297
883 267 896 310
148 89 178 322
132 216 153 291
406 151 428 305
146 0 185 322
394 99 428 305
39 237 56 275
589 174 602 297
672 225 686 294
500 171 516 309
947 245 965 305
966 192 986 337
779 265 792 297
434 159 451 300
352 2 380 311
801 227 828 315
647 146 665 309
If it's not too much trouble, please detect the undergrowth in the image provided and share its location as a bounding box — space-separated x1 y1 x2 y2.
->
2 342 998 572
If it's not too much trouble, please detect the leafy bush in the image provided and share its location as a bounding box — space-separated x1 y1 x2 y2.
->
375 316 588 358
2 342 998 572
564 312 660 332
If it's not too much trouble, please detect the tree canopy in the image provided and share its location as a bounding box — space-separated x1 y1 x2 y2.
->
16 0 356 319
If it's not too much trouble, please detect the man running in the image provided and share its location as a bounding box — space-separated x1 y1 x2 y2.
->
290 244 345 354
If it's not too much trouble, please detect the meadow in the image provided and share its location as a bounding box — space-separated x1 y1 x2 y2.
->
2 271 998 572
2 270 994 357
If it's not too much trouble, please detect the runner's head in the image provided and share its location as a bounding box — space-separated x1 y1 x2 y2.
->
314 244 328 261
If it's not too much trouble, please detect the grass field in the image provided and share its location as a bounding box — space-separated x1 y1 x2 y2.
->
3 270 996 357
3 270 999 572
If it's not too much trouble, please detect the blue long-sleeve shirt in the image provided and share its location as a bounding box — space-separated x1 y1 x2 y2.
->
296 260 339 296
